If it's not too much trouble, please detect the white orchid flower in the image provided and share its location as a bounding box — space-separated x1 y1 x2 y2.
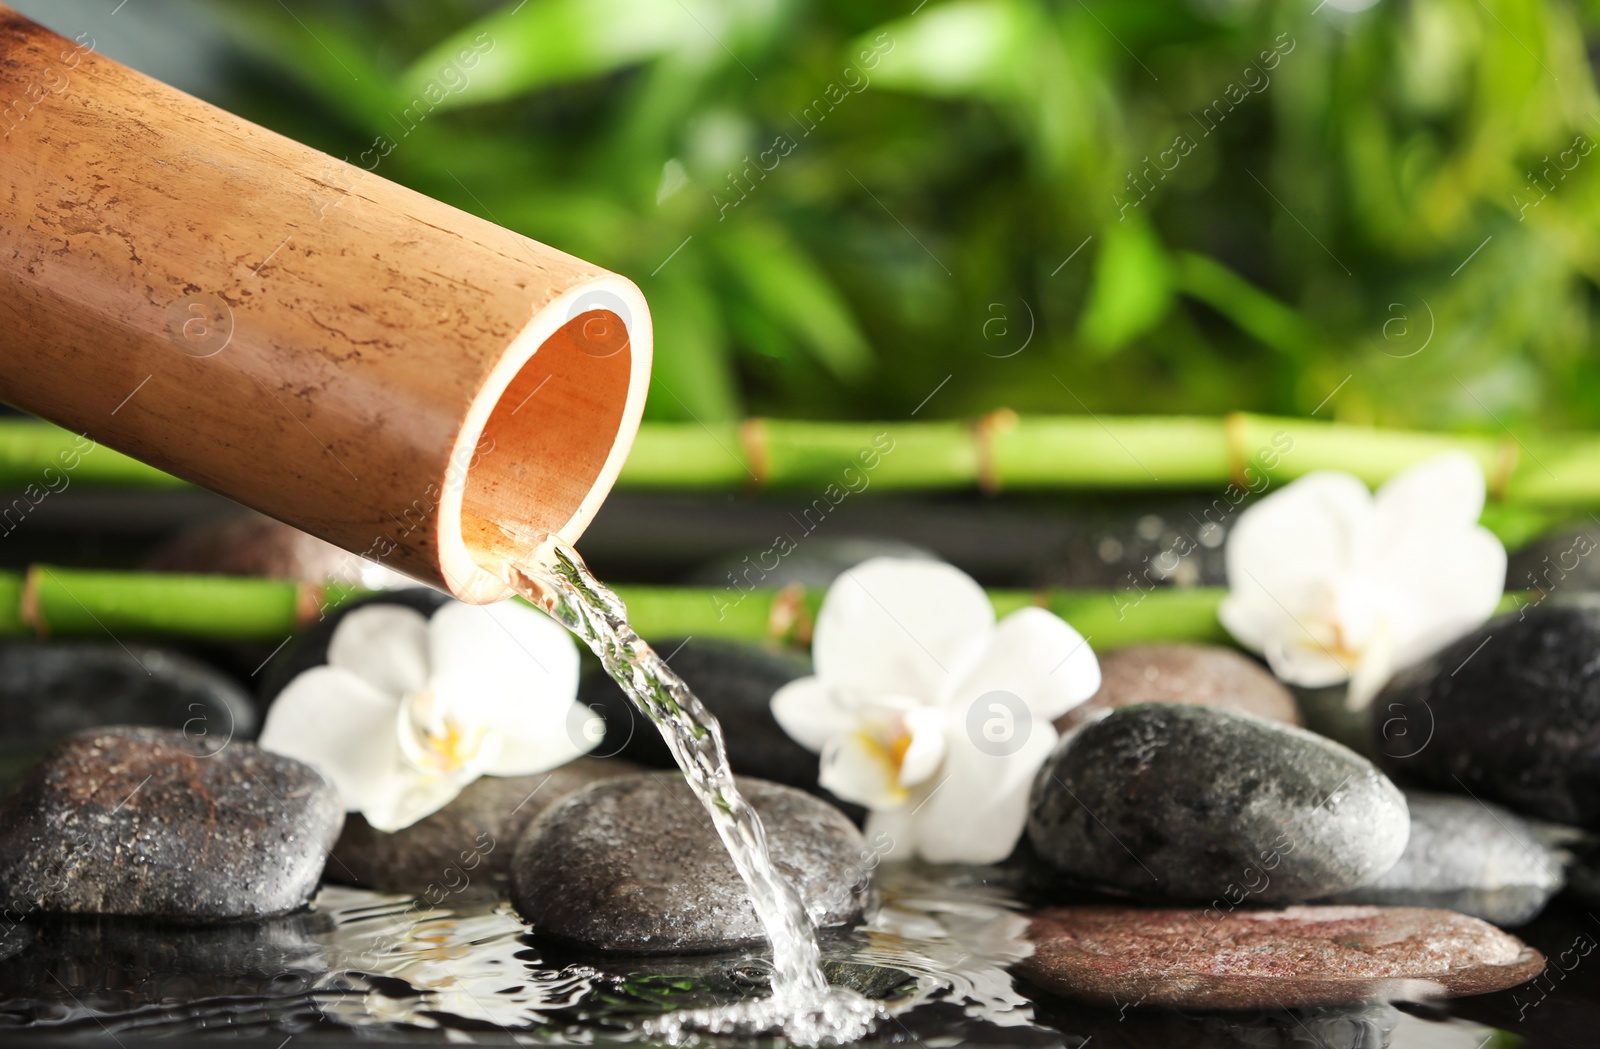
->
259 600 587 832
1219 451 1506 710
771 558 1101 865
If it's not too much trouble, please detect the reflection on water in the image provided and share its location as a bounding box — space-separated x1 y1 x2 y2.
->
0 865 1517 1047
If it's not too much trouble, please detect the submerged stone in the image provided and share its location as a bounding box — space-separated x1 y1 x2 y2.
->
328 757 640 896
1016 904 1545 1010
510 773 871 953
1054 643 1300 734
1027 703 1409 903
577 638 822 792
0 641 255 785
1322 791 1565 926
0 727 342 921
1373 601 1600 827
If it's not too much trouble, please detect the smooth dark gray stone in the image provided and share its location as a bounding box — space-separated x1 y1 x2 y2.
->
0 641 255 785
511 773 872 953
1373 601 1600 828
1322 791 1565 926
1027 703 1409 903
0 727 342 921
328 757 640 896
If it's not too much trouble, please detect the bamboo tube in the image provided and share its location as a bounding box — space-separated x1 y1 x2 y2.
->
10 414 1598 508
0 6 652 601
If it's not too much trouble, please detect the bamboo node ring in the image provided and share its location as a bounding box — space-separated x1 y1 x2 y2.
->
739 418 771 491
1223 411 1251 490
974 408 1019 495
20 566 44 638
1490 437 1520 503
766 582 812 646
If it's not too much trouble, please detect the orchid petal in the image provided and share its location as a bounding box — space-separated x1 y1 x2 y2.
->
820 731 908 810
481 703 592 777
1222 471 1373 654
898 707 948 787
1344 621 1395 712
1374 451 1487 539
812 558 994 702
911 723 1059 865
948 607 1100 720
1261 629 1356 688
326 604 430 700
1377 527 1506 669
362 771 473 833
771 677 858 753
428 600 580 730
863 807 915 862
258 665 410 819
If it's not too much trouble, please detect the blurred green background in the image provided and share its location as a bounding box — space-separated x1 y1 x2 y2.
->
27 0 1600 431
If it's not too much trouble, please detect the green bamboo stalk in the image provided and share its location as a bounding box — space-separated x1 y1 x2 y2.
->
3 415 1598 508
0 566 1535 651
0 566 1237 647
2 567 368 642
0 421 188 490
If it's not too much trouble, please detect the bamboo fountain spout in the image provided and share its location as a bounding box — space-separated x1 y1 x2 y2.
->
0 5 652 601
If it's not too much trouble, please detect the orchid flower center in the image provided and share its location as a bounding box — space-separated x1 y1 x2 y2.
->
1314 576 1388 668
397 687 492 777
855 715 918 801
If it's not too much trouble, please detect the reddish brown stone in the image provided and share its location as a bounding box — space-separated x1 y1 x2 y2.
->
1017 904 1544 1011
1056 644 1300 734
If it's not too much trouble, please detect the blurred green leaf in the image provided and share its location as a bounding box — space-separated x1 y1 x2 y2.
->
189 0 1600 432
712 224 873 382
404 0 695 109
644 261 741 423
1078 220 1173 355
1173 252 1315 359
863 0 1037 99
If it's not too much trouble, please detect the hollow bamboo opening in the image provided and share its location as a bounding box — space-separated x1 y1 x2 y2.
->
454 304 637 590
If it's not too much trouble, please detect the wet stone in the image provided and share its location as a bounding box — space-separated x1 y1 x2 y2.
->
1322 791 1566 926
0 641 255 786
1373 601 1600 828
577 638 820 791
1015 904 1545 1011
328 757 641 896
0 727 342 921
511 773 872 953
1031 999 1406 1049
1055 643 1300 735
1028 703 1409 903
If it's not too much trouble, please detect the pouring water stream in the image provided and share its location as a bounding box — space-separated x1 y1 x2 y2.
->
505 539 881 1043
